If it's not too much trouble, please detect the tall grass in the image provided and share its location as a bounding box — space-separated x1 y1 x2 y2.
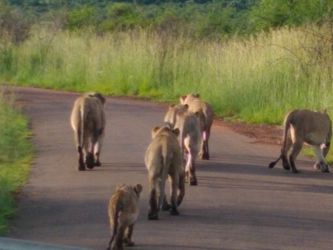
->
0 91 32 234
1 25 332 124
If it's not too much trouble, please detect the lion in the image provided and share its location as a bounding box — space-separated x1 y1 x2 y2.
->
180 93 214 160
70 92 106 171
145 126 185 220
164 104 202 185
269 109 332 173
107 184 143 250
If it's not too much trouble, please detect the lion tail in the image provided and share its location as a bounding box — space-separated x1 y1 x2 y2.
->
268 111 293 168
107 199 122 250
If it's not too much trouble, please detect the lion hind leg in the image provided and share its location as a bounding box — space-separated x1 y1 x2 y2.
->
280 135 292 170
148 175 159 220
289 140 303 173
124 224 135 247
169 174 180 215
312 145 329 173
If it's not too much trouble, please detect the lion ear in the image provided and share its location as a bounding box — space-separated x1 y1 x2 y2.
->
89 92 106 104
180 95 187 104
99 95 106 104
116 184 125 190
153 126 160 132
164 122 172 129
134 184 143 194
194 93 200 98
172 128 180 136
169 104 175 108
151 126 160 138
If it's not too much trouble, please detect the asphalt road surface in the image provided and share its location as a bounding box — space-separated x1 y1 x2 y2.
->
5 87 333 250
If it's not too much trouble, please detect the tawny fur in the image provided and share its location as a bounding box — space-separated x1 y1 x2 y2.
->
269 109 332 173
107 184 142 250
70 92 106 170
180 93 214 160
145 126 185 220
164 104 202 185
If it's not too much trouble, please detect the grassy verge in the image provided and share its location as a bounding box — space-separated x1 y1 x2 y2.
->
0 92 32 234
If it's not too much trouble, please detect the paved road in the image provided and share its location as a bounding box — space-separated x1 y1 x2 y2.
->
6 87 333 250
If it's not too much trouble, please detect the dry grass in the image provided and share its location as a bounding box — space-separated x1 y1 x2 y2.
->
1 25 332 123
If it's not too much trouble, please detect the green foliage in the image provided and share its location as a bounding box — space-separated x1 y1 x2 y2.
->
67 5 97 30
198 4 237 38
0 0 31 43
0 1 255 38
0 45 15 80
0 93 32 234
250 0 333 31
2 0 333 39
99 3 143 31
1 25 332 124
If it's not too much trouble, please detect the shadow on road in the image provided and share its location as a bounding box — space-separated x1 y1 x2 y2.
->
97 162 146 174
198 157 333 180
183 206 333 231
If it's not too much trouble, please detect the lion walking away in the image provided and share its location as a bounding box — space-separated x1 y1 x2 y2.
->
70 92 106 171
107 184 142 250
145 126 185 220
269 109 332 173
180 93 214 160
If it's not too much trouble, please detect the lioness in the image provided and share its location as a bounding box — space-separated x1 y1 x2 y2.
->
180 94 214 160
107 184 142 250
164 104 202 185
269 109 332 173
145 126 185 220
70 92 106 170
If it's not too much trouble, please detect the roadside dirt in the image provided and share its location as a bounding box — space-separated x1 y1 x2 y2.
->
221 119 282 145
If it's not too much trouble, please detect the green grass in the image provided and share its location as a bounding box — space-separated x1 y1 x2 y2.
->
0 92 32 234
0 25 332 125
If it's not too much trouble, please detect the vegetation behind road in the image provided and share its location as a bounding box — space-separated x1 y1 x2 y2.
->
1 24 332 124
0 0 332 124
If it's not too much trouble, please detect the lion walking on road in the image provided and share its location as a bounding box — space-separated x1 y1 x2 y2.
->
107 184 142 250
269 109 332 173
70 92 106 171
180 94 214 160
145 126 185 220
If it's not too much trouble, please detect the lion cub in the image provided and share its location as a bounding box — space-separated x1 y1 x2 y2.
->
107 184 143 250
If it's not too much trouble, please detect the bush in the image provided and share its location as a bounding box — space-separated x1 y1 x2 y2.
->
250 0 333 31
0 1 31 44
67 5 97 30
